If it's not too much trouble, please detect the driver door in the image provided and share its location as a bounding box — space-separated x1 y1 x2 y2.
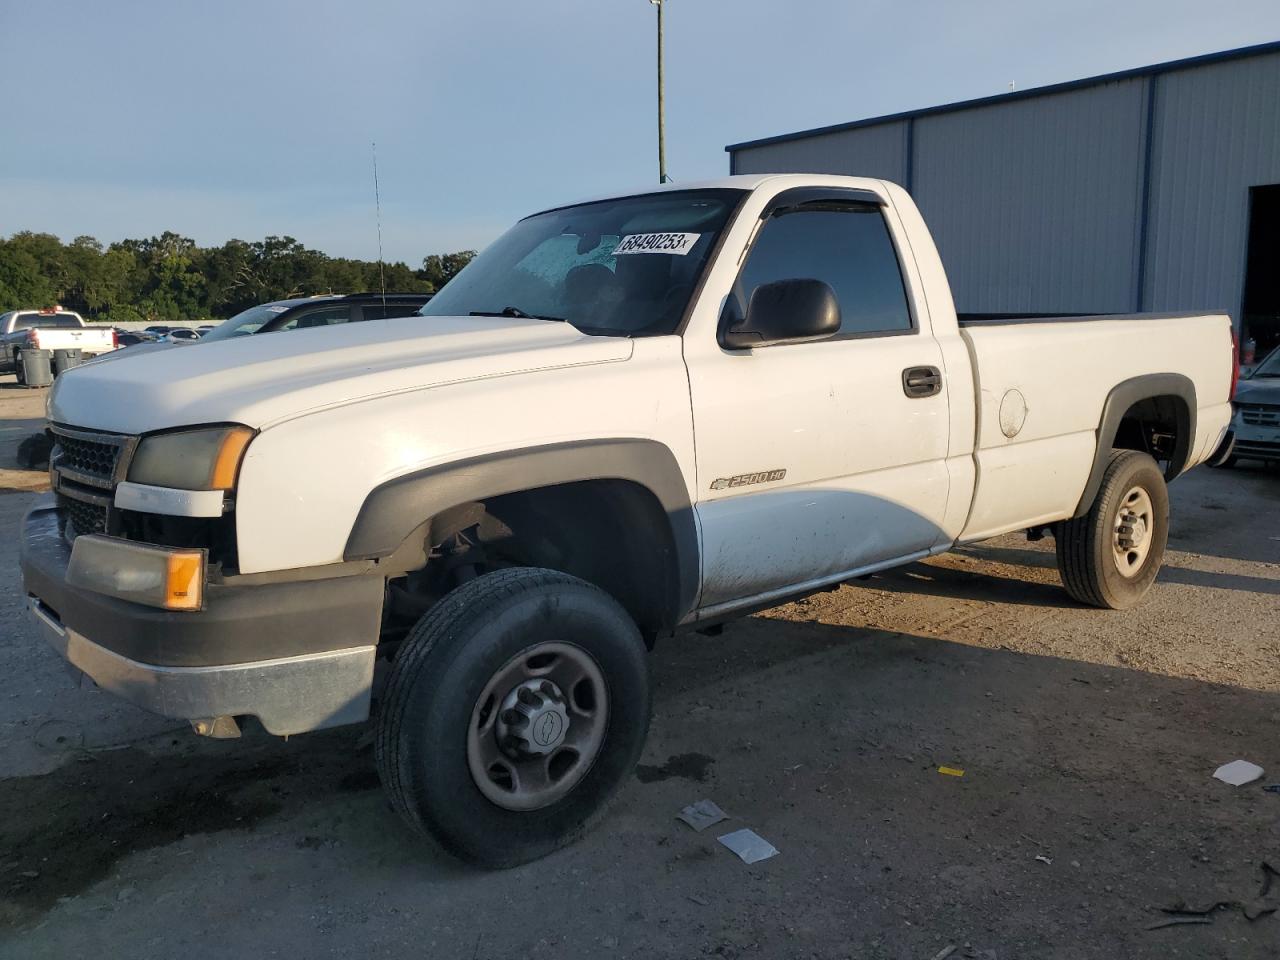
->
685 191 952 611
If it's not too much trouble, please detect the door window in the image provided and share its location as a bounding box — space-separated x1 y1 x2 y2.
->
732 204 912 337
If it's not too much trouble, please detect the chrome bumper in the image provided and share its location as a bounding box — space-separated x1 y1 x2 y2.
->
29 596 376 736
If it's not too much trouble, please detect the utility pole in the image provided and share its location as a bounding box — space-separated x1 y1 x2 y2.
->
650 0 667 183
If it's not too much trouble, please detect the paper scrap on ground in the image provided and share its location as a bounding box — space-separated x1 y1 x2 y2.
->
717 828 778 864
938 766 965 777
678 799 729 832
1214 760 1264 786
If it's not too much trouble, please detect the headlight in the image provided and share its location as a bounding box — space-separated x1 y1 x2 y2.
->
127 425 255 491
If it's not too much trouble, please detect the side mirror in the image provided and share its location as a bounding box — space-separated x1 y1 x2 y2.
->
721 278 841 349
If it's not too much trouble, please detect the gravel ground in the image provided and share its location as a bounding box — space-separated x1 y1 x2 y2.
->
0 377 1277 959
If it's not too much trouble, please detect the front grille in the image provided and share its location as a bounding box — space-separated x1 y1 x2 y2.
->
59 495 108 537
49 425 135 490
1239 404 1279 428
56 435 119 482
49 424 138 542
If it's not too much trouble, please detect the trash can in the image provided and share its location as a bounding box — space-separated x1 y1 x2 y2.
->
16 349 54 388
53 348 84 376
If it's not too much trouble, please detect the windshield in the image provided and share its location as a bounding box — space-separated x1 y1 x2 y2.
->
1252 346 1280 377
420 189 745 336
201 303 295 341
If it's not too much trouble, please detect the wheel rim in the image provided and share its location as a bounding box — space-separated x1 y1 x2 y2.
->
466 641 609 812
1112 485 1155 578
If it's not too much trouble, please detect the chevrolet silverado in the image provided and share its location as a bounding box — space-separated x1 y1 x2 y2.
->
21 175 1235 866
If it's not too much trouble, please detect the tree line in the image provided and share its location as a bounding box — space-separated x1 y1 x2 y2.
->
0 230 477 324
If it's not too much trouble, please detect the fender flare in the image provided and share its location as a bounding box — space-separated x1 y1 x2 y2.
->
1072 373 1196 518
343 438 700 620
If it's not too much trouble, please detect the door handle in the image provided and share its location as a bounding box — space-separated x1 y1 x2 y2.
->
902 365 942 398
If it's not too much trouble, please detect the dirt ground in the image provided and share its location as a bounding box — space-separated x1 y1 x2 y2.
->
0 375 1277 960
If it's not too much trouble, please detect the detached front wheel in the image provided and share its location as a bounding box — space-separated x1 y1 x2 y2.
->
1056 450 1169 609
375 568 650 867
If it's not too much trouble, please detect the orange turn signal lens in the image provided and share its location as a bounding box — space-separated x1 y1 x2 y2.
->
209 427 255 490
165 551 205 611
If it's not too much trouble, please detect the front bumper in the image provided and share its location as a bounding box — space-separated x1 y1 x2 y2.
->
20 502 384 736
1232 405 1280 461
1233 428 1280 460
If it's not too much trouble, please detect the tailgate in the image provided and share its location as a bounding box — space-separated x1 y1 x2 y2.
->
36 328 115 352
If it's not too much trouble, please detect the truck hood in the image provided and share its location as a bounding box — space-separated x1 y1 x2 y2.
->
48 315 633 435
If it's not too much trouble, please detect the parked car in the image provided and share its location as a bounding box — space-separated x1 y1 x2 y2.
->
113 331 155 348
1209 345 1279 467
166 328 201 342
143 325 173 336
200 292 432 342
22 175 1234 867
196 325 216 336
1 307 118 371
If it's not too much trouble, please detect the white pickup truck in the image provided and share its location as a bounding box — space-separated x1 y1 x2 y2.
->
0 308 117 371
21 175 1234 866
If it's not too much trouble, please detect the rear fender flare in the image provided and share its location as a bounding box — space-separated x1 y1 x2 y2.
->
1072 373 1196 518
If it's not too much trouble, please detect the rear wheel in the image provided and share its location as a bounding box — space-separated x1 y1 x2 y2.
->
1055 450 1169 609
375 567 650 867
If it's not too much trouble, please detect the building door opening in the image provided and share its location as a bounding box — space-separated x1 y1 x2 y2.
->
1242 184 1280 361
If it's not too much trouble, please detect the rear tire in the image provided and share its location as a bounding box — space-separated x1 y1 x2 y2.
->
1055 450 1169 609
375 567 650 868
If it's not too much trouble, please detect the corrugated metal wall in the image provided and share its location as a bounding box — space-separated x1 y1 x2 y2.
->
911 80 1147 313
728 48 1280 322
1144 54 1280 314
732 121 908 182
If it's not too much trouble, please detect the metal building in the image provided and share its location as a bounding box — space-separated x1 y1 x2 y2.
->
726 41 1280 353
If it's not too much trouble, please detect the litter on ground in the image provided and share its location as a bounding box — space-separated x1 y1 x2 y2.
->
1212 760 1264 786
717 828 778 864
937 766 965 777
677 799 729 832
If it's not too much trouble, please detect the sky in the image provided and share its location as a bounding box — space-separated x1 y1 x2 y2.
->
1 0 1278 265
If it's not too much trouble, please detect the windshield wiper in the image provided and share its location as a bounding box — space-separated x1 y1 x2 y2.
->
469 306 566 323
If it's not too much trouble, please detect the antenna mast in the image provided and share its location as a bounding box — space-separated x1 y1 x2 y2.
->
372 141 387 309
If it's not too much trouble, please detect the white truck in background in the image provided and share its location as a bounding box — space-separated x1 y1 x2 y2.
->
21 174 1235 867
0 308 117 372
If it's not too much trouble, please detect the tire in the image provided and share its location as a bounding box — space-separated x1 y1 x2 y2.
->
375 567 651 867
1055 450 1169 610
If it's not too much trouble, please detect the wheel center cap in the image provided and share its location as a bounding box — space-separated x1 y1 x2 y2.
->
496 679 570 757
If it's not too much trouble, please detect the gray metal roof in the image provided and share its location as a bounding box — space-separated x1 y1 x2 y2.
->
725 39 1280 153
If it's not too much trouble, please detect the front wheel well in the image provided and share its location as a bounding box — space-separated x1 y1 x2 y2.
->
384 479 683 644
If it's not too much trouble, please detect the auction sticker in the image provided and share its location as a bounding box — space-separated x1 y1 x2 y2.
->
612 232 700 256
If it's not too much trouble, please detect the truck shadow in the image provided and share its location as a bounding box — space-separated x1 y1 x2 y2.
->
955 543 1280 597
859 557 1070 609
3 614 1278 943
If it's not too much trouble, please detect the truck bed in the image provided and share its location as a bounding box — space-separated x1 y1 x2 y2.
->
954 310 1234 542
